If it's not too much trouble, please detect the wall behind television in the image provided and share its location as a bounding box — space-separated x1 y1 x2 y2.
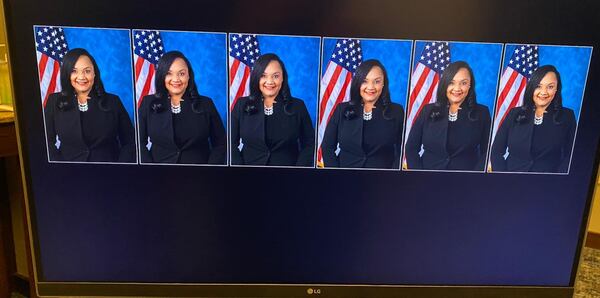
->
4 0 600 289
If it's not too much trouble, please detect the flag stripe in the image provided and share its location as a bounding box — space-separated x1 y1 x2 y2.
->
318 65 344 122
406 68 437 131
139 64 155 107
135 55 145 80
495 69 519 118
43 60 60 107
318 62 336 104
407 63 431 116
232 66 251 109
38 54 49 82
135 59 151 104
317 68 351 147
492 76 526 140
229 58 241 85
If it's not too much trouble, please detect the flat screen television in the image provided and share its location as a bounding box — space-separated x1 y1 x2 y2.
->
4 0 600 297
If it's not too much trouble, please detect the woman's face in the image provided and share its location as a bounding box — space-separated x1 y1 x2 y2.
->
259 60 283 99
165 58 190 97
360 66 384 104
533 72 558 110
70 55 95 96
446 67 471 106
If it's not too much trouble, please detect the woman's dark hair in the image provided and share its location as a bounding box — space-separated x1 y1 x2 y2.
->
516 65 564 124
430 61 478 121
244 53 292 115
344 59 393 120
58 48 107 111
153 51 203 114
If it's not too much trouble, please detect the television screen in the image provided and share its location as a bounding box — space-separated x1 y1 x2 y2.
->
5 0 600 297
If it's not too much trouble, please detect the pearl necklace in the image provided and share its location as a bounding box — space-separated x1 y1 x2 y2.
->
363 110 373 121
78 101 88 112
264 105 274 116
171 103 181 114
534 114 543 125
448 110 458 122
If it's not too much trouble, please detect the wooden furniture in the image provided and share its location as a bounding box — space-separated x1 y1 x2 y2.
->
0 112 36 297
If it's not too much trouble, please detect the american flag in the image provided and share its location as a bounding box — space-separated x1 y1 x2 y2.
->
491 45 539 142
403 41 451 167
133 30 165 106
229 34 260 110
35 26 69 107
316 38 362 167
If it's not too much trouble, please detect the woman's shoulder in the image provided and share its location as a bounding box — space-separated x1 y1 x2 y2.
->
388 102 404 113
233 96 251 108
46 92 71 105
559 106 575 117
47 92 65 102
192 95 216 106
287 97 310 112
288 96 307 106
473 103 490 112
98 92 124 105
505 106 525 119
419 103 436 114
45 92 74 111
556 106 576 124
100 92 120 100
336 101 351 110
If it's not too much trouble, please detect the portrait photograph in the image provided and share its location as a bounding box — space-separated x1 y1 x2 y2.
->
403 40 503 173
488 44 592 174
35 26 137 164
133 29 228 166
317 37 412 170
228 33 320 168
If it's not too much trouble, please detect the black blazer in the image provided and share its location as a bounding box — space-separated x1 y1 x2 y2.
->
490 107 576 173
405 103 491 171
231 96 315 167
138 95 226 164
321 101 404 169
44 92 135 162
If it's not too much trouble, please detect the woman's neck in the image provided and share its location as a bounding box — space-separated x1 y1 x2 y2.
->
363 101 376 112
449 102 462 114
76 92 91 103
535 105 548 117
170 94 183 106
263 96 276 107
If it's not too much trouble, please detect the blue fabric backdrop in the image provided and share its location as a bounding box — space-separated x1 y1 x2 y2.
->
502 44 592 121
322 38 413 106
413 41 503 112
159 31 228 127
63 27 135 123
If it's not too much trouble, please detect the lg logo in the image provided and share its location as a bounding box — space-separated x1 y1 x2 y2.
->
306 288 322 295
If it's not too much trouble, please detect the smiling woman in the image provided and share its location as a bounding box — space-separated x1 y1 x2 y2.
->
138 51 227 165
321 59 405 169
230 53 315 167
404 61 491 171
490 65 576 173
43 48 136 162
